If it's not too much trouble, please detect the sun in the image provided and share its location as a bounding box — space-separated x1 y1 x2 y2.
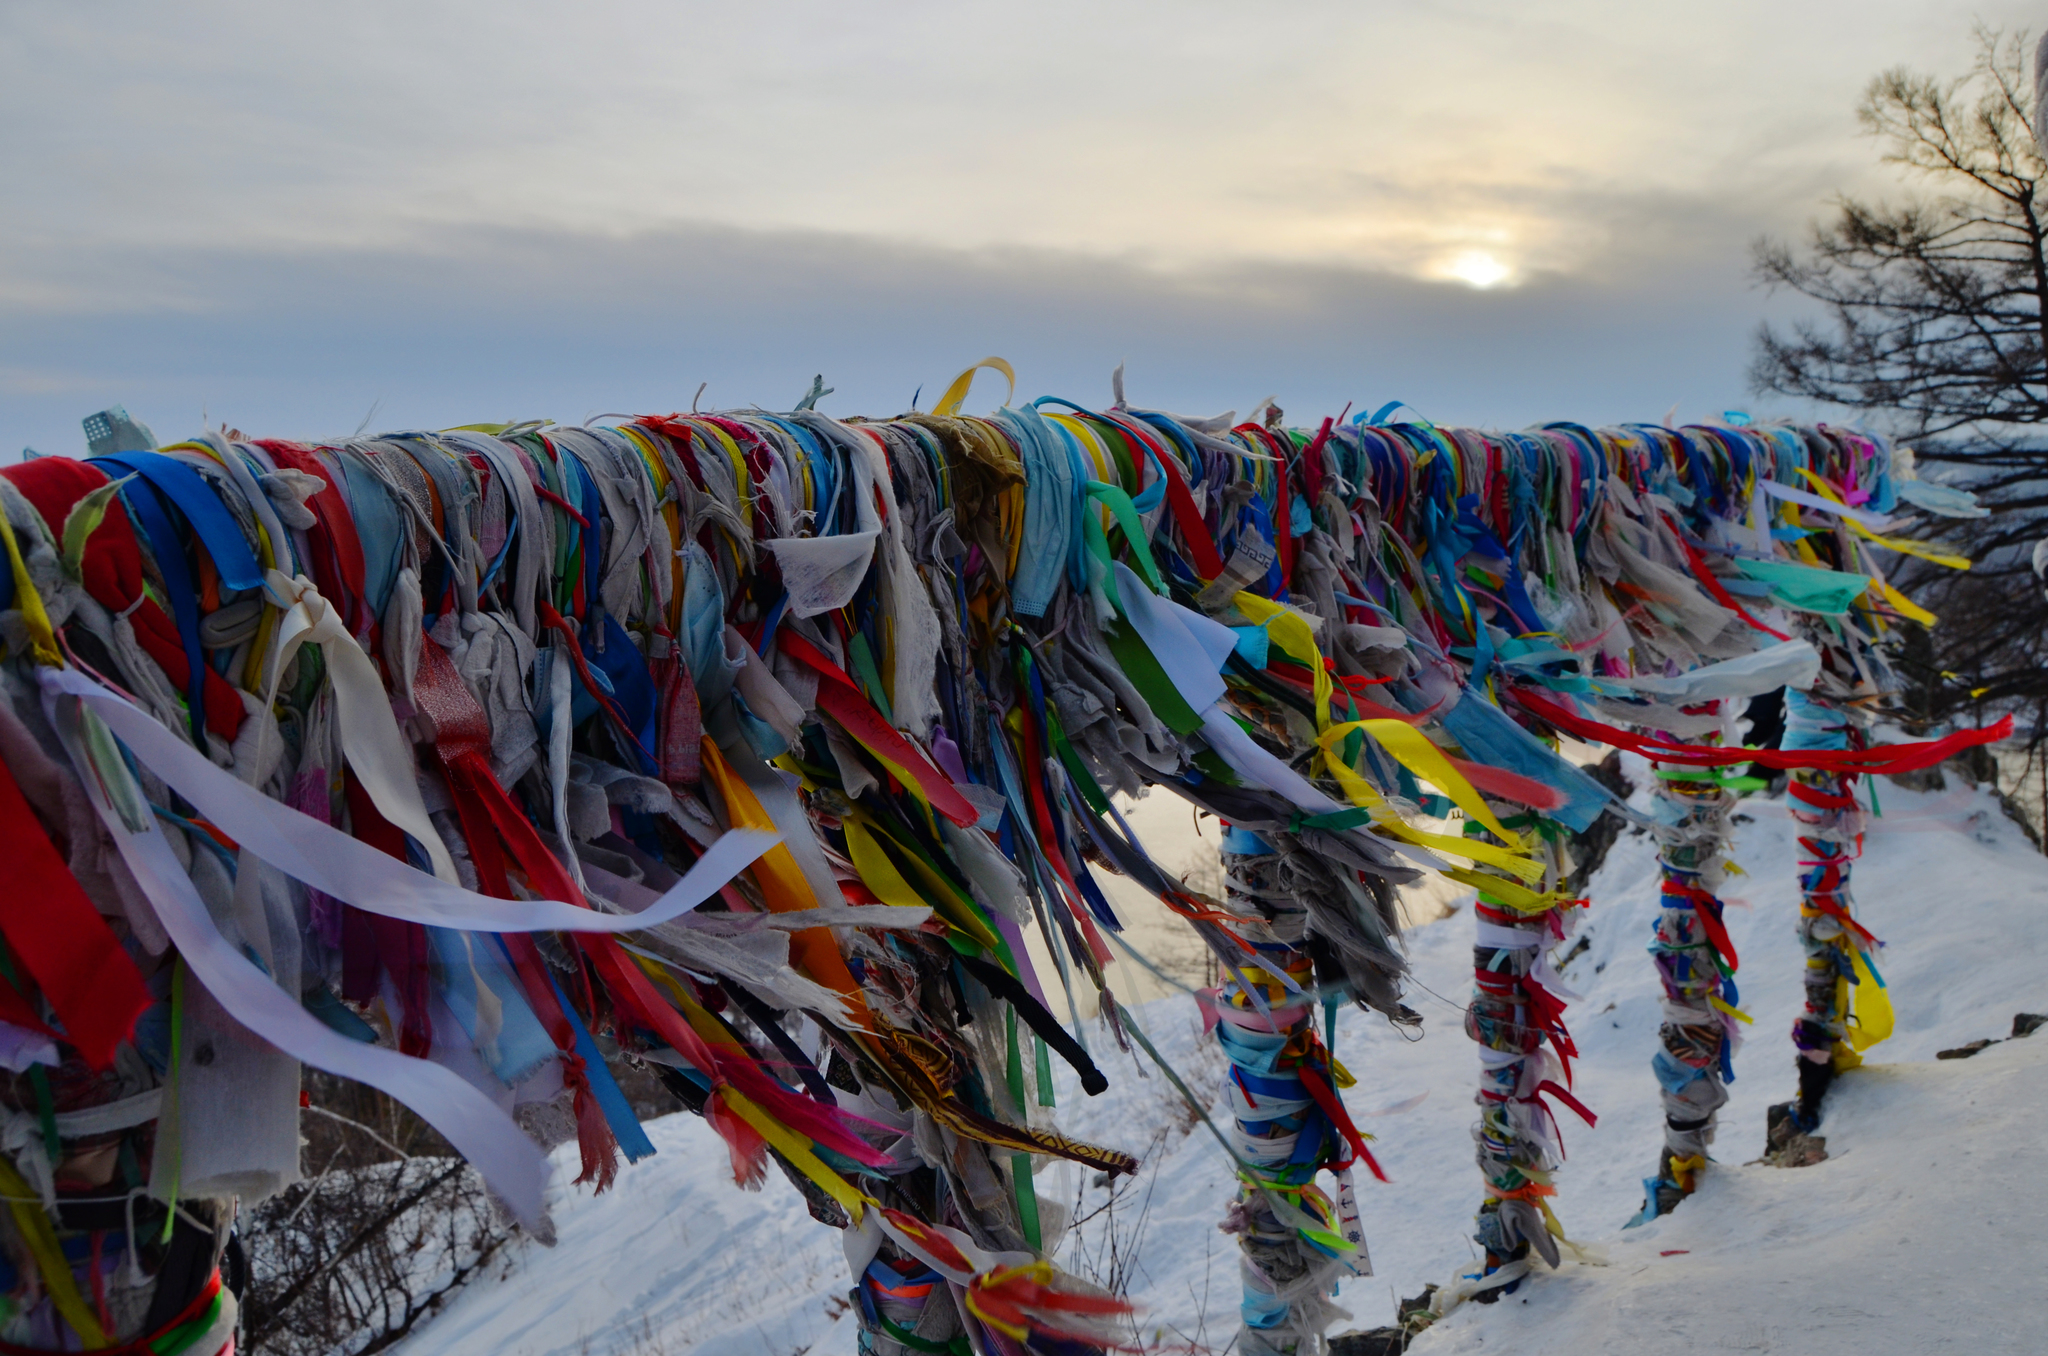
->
1444 250 1513 289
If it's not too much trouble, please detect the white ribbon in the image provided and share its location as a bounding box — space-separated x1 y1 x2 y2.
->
43 666 779 934
1106 563 1451 872
43 682 552 1229
1605 639 1820 701
261 571 462 883
1756 479 1898 531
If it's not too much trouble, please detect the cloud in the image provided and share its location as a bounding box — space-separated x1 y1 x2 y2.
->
2 207 1810 457
4 0 2033 454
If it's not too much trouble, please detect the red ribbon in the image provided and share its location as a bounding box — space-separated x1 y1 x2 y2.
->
1151 433 1226 581
0 756 149 1069
1663 880 1739 972
777 631 979 828
532 483 592 528
1787 780 1858 812
1660 512 1791 642
256 441 372 637
1514 687 2012 774
1 459 246 739
1295 1061 1387 1182
1532 1078 1598 1128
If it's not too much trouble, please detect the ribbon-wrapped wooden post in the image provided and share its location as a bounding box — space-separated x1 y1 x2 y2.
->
1460 799 1586 1299
1634 710 1745 1222
1212 836 1372 1355
1778 689 1885 1139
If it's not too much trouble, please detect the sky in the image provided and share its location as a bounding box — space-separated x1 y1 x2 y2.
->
3 1 2039 455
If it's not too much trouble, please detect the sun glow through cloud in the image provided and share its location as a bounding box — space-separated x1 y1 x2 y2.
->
1444 251 1513 289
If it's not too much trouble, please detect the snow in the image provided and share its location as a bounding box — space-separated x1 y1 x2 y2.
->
395 762 2048 1356
399 1105 857 1356
1414 1035 2047 1356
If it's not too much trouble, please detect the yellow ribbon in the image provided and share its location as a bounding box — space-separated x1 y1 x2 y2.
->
962 1260 1052 1340
1845 943 1894 1052
1797 470 1971 570
1708 996 1753 1026
931 358 1017 417
0 509 63 667
0 1157 108 1347
1232 592 1333 731
1444 867 1576 913
1877 577 1937 627
1323 717 1525 850
1313 725 1545 881
843 814 999 951
702 743 819 913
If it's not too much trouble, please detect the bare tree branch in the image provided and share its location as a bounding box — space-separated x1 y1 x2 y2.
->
1751 26 2048 740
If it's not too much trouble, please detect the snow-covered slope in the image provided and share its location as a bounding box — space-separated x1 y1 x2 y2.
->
1413 1033 2047 1356
397 762 2048 1356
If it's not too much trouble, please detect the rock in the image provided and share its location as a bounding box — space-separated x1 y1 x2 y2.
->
2013 1013 2047 1038
1760 1102 1829 1168
1937 1038 1998 1060
1331 1287 1438 1353
1397 1286 1438 1326
1767 1132 1830 1168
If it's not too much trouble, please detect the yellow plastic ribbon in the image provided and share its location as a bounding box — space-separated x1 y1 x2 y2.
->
931 358 1017 417
0 509 63 667
1443 867 1574 914
702 741 877 1030
843 814 999 951
1877 577 1937 627
1708 996 1753 1026
0 1156 108 1348
723 1086 868 1221
1797 470 1971 570
1324 718 1525 850
702 743 819 913
1232 592 1333 731
1845 944 1894 1052
1314 726 1545 881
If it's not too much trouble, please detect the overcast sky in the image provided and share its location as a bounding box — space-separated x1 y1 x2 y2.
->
3 1 2037 455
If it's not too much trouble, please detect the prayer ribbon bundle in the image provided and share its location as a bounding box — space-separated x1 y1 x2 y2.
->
0 371 2004 1355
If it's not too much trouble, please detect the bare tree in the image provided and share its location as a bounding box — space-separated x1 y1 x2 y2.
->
1753 26 2048 743
239 1074 515 1356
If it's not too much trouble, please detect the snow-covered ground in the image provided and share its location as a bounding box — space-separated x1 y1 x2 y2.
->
397 760 2048 1356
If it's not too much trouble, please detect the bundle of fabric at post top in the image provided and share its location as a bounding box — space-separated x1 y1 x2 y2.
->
0 365 2005 1356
